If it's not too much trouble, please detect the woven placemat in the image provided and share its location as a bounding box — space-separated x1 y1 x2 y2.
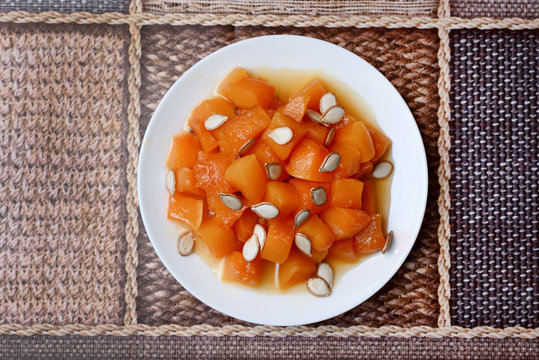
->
0 0 129 14
0 22 130 325
450 0 538 18
449 29 538 328
137 25 441 327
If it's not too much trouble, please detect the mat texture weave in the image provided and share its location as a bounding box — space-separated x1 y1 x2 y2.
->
138 25 441 327
0 0 130 13
450 0 538 18
0 23 130 325
449 29 538 328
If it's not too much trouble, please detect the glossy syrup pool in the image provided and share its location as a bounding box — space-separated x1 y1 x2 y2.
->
172 68 393 294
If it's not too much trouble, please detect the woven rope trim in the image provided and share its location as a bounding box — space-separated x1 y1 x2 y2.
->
0 324 537 338
0 12 538 29
435 0 452 329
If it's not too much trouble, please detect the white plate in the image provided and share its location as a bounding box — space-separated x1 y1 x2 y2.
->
138 35 428 326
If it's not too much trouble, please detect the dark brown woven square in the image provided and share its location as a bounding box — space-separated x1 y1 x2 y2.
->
0 0 129 13
450 0 538 18
449 29 538 328
138 25 441 327
0 23 130 325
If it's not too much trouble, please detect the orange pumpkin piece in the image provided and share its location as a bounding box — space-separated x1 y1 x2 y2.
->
261 112 307 161
265 96 283 119
222 78 275 109
288 178 331 215
356 161 373 178
285 139 335 182
222 251 265 287
326 238 359 263
166 133 202 170
233 209 259 243
225 154 267 204
310 248 329 263
297 214 335 252
320 207 371 240
330 178 363 209
294 79 327 111
244 140 289 181
175 167 205 197
207 193 246 227
334 120 375 163
193 151 236 196
197 217 241 258
168 193 204 230
187 97 235 152
260 216 295 264
302 119 329 145
263 182 299 217
278 248 317 289
361 179 377 216
354 213 385 256
217 67 249 95
281 93 310 123
328 142 362 178
368 126 392 163
213 105 271 155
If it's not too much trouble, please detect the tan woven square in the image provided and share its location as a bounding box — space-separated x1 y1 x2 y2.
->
0 23 130 325
138 26 440 326
142 0 438 16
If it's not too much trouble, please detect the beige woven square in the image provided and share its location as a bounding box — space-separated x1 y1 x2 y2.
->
138 26 441 326
0 23 130 325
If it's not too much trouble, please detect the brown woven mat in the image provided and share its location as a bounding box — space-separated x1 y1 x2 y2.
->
0 0 130 13
0 22 130 325
450 0 538 19
449 29 538 328
137 25 441 327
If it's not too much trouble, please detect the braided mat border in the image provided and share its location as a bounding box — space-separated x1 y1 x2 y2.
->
0 0 537 339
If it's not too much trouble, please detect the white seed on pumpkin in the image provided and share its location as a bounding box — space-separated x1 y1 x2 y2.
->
295 233 312 257
177 231 195 256
319 92 337 115
242 234 260 262
372 161 393 179
219 193 243 210
268 127 293 145
321 106 345 125
306 277 331 297
382 230 393 254
310 186 327 206
319 152 341 173
204 113 228 130
238 138 256 156
294 209 311 228
305 109 326 126
265 162 283 180
317 262 334 288
253 224 267 251
166 170 176 196
324 127 336 147
251 202 280 219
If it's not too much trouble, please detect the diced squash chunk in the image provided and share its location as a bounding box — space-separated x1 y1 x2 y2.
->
197 217 240 258
302 119 329 145
193 151 236 196
285 139 335 182
361 179 377 216
310 248 329 263
187 97 235 152
328 142 362 178
217 67 249 95
225 154 267 204
222 78 275 109
288 179 331 215
297 214 335 252
222 251 265 287
354 214 385 256
166 133 202 170
320 208 371 240
233 209 259 243
294 79 327 111
263 182 299 217
281 93 310 123
168 194 204 230
175 167 205 197
330 179 363 209
261 112 307 160
334 120 375 163
260 217 295 264
356 161 373 178
326 238 359 263
368 126 392 163
207 193 245 227
278 248 316 289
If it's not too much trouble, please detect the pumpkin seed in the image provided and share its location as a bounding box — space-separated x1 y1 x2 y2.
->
166 170 176 196
219 193 243 210
253 224 267 251
321 106 345 125
204 113 228 131
319 92 337 115
324 127 336 147
177 231 195 256
294 209 311 228
305 109 326 126
372 161 393 179
294 232 312 257
306 277 331 297
268 127 293 145
319 152 341 173
317 262 333 288
382 230 393 254
310 186 327 206
242 234 260 262
265 162 283 180
251 202 280 219
238 138 256 156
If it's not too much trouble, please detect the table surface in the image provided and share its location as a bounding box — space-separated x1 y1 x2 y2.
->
0 1 537 359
